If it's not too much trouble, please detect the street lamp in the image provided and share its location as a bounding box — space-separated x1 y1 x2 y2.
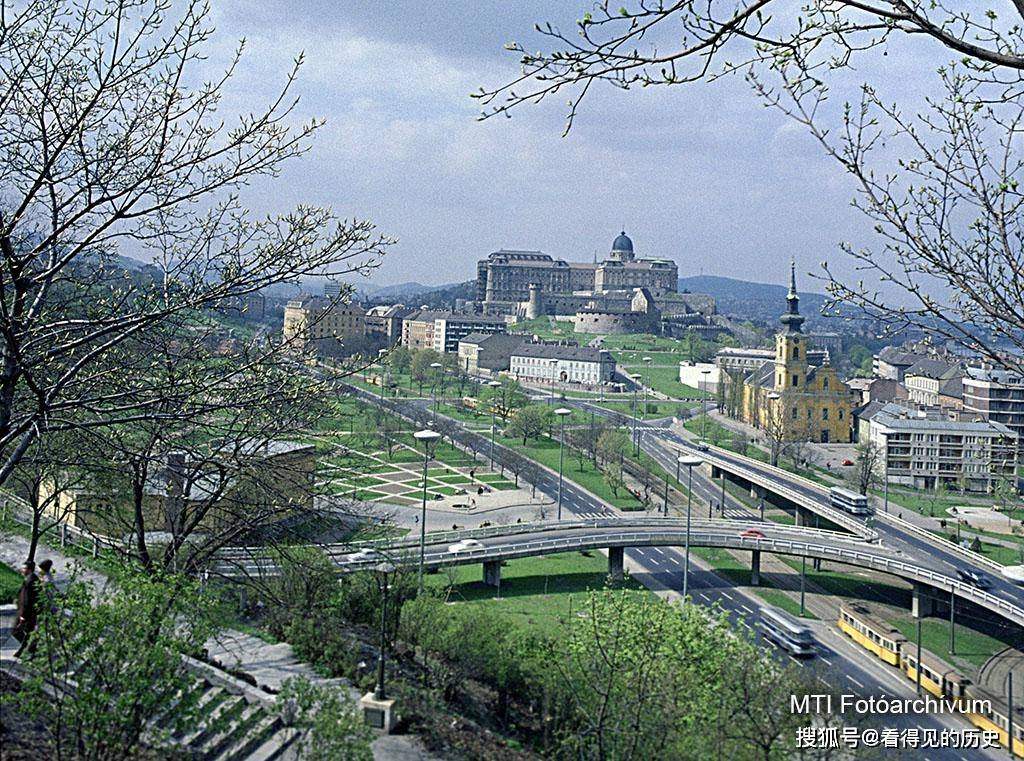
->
631 373 640 456
372 561 396 700
414 428 441 593
700 368 711 443
641 356 652 416
678 455 703 599
429 361 443 419
554 407 572 520
487 380 502 468
881 431 890 514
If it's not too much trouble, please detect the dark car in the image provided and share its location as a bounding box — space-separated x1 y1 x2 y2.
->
956 568 993 588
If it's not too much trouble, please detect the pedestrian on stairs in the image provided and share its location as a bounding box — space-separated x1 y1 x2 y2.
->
12 560 39 659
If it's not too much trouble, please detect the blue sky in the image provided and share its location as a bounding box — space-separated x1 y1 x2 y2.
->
212 1 939 291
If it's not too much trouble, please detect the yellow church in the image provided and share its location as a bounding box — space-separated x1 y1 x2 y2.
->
741 264 854 443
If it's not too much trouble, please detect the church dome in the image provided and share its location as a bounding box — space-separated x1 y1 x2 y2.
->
612 231 634 253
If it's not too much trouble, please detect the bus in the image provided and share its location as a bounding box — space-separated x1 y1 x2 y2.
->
758 606 816 657
829 486 871 515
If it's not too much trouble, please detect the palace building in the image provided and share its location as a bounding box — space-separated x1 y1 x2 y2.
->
741 264 854 443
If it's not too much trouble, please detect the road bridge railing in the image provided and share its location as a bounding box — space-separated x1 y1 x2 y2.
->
209 526 1024 628
212 516 875 563
879 511 1010 575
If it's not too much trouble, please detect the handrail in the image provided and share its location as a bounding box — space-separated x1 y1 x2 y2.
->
880 511 1009 575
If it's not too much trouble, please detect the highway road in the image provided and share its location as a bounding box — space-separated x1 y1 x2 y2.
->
319 381 1015 759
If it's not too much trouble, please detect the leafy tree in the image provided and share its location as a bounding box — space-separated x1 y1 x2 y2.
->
16 572 214 760
386 345 412 373
480 2 1024 374
480 378 528 422
595 428 628 466
278 678 373 761
410 349 442 393
507 404 553 445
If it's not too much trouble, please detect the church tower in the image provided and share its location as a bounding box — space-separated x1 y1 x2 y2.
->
774 261 808 392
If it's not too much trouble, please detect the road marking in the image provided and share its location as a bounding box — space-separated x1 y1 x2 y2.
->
721 591 733 600
740 604 753 614
652 548 665 556
847 675 863 688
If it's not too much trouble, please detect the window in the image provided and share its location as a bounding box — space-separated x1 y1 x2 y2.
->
822 407 829 420
791 407 798 420
823 377 829 390
838 409 844 420
792 375 799 387
792 346 799 359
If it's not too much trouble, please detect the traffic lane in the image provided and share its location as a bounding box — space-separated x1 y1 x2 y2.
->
626 546 1003 761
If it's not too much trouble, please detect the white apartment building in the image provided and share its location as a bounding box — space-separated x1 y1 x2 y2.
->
862 403 1018 493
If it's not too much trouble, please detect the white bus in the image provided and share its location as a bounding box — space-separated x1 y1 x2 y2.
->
758 606 816 657
829 486 871 515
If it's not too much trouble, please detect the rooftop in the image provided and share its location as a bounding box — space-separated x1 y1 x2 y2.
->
511 343 612 362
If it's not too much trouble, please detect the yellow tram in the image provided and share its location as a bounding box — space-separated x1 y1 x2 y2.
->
838 603 1023 757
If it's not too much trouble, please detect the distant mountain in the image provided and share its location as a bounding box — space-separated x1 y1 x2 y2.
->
364 281 436 300
679 275 832 326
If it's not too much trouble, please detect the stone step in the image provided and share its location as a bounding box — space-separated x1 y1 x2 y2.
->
246 727 303 761
199 700 265 760
180 693 245 749
218 711 282 761
151 679 209 730
171 686 227 739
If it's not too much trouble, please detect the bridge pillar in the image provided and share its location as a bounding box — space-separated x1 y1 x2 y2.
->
750 484 764 500
751 550 761 586
483 560 501 588
608 547 624 582
911 583 937 618
710 465 722 480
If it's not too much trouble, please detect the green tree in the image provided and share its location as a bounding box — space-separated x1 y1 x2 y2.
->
410 349 442 393
604 462 625 498
386 345 412 373
16 573 215 760
850 439 882 496
480 378 528 422
507 404 553 445
278 678 373 761
595 428 628 466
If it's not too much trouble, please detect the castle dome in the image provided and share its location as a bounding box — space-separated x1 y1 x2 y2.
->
612 231 634 254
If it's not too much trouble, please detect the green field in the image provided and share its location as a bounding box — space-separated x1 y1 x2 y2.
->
690 548 816 618
425 551 652 637
889 617 1018 671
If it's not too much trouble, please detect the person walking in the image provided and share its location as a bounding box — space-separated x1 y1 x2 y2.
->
13 560 40 658
37 559 54 587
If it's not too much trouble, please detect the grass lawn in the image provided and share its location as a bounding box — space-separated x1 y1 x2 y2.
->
426 551 652 637
0 561 21 604
926 531 1024 567
624 364 711 399
436 475 471 485
888 617 1019 671
496 433 646 511
590 399 694 420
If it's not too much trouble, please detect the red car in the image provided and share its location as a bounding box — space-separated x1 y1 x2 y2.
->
841 458 854 467
739 528 766 539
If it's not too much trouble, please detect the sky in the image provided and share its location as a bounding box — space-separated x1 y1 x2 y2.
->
209 0 943 292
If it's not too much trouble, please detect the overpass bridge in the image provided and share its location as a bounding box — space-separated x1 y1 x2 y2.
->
212 517 1024 628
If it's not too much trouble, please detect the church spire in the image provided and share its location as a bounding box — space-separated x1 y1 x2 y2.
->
780 260 805 334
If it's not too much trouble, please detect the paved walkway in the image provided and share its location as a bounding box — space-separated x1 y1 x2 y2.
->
0 532 439 760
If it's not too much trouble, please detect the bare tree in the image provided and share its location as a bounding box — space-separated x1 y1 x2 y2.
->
850 439 883 496
0 0 391 487
479 2 1024 371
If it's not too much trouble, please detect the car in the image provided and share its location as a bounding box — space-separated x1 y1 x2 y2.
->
697 441 710 452
841 459 854 467
447 538 484 554
739 528 766 540
955 568 993 588
345 548 383 563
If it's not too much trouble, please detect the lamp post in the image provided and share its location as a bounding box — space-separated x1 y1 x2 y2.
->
487 380 502 468
882 431 890 514
700 368 711 443
631 374 640 456
429 361 442 420
554 407 572 520
414 428 441 593
372 561 396 700
641 356 652 416
678 455 703 599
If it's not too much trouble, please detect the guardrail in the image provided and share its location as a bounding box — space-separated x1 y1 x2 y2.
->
209 525 1024 627
0 491 124 558
213 516 870 561
881 511 1011 575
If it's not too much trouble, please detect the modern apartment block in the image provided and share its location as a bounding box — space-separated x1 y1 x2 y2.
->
963 364 1024 450
861 402 1019 493
400 310 507 353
